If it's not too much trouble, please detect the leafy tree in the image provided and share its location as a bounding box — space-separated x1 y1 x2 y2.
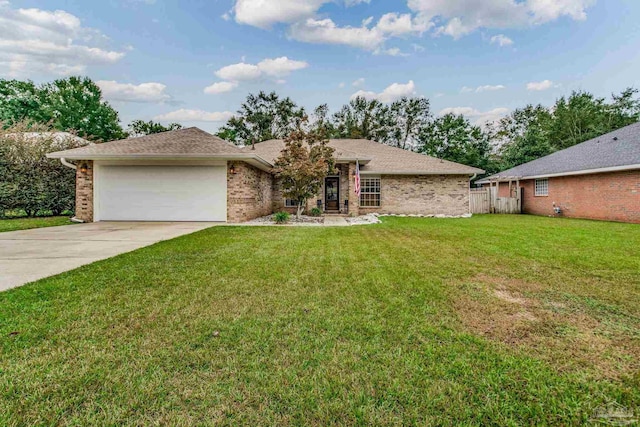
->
0 80 46 126
494 105 554 170
388 97 431 150
418 113 494 172
216 91 306 145
0 77 126 142
273 121 335 219
127 120 182 137
0 122 88 217
40 77 126 142
332 96 392 142
309 103 335 138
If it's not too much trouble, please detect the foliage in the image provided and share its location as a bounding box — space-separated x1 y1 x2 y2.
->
0 77 126 142
388 97 431 150
273 122 335 219
418 113 494 172
273 211 290 224
310 207 322 217
127 120 182 137
331 96 391 142
0 122 87 217
215 91 306 145
1 216 638 425
496 88 640 169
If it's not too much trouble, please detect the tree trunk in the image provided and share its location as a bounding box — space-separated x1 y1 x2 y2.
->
296 202 304 219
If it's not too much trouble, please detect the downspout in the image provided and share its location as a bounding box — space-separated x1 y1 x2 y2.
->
59 158 84 223
60 157 76 170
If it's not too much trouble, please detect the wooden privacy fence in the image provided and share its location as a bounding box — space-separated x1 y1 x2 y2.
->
470 183 522 214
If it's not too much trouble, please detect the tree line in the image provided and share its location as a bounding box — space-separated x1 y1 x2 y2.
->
1 76 639 210
216 88 640 175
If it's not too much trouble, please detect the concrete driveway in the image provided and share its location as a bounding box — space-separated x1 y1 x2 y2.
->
0 222 217 292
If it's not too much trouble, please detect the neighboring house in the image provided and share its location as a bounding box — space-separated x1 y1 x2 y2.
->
477 122 640 223
47 127 483 223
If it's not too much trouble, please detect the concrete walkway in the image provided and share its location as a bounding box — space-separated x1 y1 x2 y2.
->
0 222 217 292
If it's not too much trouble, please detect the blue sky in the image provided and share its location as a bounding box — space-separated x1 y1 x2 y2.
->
2 0 640 132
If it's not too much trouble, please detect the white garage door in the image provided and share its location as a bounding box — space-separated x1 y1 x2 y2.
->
95 165 227 221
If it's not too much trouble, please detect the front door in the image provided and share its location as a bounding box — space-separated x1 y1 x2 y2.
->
325 177 339 211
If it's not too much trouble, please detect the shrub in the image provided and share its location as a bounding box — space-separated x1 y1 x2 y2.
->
310 207 322 217
273 211 290 224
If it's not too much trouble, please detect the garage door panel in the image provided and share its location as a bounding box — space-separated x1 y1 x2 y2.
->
96 165 226 221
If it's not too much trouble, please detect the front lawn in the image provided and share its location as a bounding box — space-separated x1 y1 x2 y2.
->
0 216 72 233
1 215 638 425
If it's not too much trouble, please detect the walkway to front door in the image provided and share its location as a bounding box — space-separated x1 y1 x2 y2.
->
324 177 339 211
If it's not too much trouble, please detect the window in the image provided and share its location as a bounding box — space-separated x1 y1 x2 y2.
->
535 178 548 196
284 199 299 207
360 177 381 207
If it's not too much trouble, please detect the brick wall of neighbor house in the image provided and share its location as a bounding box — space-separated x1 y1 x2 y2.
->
358 174 470 216
75 160 94 222
227 161 274 222
521 170 640 223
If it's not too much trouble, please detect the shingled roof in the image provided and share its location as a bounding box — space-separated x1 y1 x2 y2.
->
47 127 243 158
247 138 484 175
47 127 483 175
478 122 640 183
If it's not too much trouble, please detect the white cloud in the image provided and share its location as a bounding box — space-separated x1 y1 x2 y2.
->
154 109 234 122
289 18 386 51
490 34 514 47
97 80 171 103
213 56 308 82
203 81 239 95
215 62 261 81
352 77 365 87
0 2 125 78
408 0 595 39
233 0 326 29
376 12 431 37
439 106 509 125
351 80 416 103
475 84 506 92
375 47 409 57
338 82 345 88
526 79 555 91
461 84 506 93
256 56 308 77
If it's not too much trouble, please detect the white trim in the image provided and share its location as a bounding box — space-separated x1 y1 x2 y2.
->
477 164 640 184
47 153 273 171
360 171 480 176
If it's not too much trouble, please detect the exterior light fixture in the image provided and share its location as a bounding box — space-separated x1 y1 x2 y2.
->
229 164 237 175
79 162 89 174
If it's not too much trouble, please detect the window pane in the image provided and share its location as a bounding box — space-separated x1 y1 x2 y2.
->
359 178 381 207
535 179 548 196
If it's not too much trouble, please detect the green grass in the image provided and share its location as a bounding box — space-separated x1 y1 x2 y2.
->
0 216 72 233
1 215 638 425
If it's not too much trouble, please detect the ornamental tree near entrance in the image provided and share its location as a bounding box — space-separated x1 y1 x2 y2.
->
273 126 335 219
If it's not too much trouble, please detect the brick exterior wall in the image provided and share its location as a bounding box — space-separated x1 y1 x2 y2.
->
520 170 640 223
272 163 353 215
75 160 94 222
227 161 274 223
359 174 470 216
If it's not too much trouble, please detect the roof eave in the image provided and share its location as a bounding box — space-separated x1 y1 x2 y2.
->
46 153 274 170
361 169 484 176
476 163 640 184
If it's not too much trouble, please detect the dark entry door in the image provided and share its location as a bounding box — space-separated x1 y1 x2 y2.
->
325 177 339 210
